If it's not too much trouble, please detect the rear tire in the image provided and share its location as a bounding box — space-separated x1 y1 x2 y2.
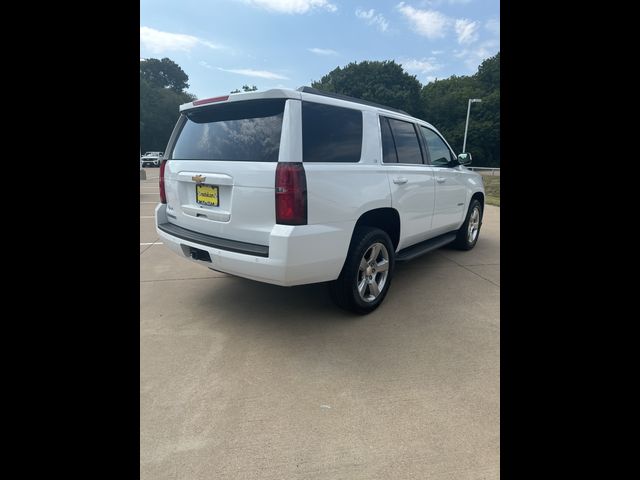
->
452 198 483 250
329 227 395 314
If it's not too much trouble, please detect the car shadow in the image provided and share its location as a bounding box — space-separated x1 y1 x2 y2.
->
198 277 359 325
195 250 451 330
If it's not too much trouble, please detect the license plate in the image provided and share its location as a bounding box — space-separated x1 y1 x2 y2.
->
196 184 219 207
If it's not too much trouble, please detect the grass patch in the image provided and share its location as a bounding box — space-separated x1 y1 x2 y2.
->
482 175 500 207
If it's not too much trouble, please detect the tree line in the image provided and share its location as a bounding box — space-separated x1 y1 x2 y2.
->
312 53 500 167
141 53 499 166
140 58 195 154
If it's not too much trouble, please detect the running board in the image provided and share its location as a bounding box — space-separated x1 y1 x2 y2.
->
395 232 457 262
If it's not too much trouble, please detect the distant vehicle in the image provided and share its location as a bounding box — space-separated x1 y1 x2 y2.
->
141 151 164 167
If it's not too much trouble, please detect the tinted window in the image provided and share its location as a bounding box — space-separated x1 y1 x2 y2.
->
387 118 423 164
302 102 363 162
380 117 398 163
171 99 285 162
421 126 454 166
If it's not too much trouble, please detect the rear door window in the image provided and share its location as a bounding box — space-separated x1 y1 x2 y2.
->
171 99 286 162
386 118 424 165
302 101 363 162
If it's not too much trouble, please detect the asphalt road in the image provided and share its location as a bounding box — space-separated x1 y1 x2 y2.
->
140 167 500 479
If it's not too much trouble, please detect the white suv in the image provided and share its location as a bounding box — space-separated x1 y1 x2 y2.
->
155 87 485 313
141 151 163 167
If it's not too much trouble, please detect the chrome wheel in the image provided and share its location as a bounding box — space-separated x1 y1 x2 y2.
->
467 206 481 243
357 242 390 303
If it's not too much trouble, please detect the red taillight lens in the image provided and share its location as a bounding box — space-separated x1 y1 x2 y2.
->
192 95 229 106
275 162 307 225
159 160 167 204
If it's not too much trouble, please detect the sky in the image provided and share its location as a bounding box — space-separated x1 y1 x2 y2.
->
140 0 500 99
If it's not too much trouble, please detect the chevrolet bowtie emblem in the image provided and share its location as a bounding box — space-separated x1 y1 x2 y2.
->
192 175 206 184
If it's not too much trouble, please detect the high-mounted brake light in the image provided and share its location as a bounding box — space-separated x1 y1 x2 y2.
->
159 160 167 204
275 162 307 225
192 95 229 106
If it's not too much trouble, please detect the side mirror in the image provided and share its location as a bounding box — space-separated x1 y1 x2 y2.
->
457 153 472 165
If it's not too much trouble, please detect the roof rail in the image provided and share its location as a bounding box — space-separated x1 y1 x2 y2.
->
297 86 410 116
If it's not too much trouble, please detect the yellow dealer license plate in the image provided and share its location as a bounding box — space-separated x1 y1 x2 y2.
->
196 184 219 207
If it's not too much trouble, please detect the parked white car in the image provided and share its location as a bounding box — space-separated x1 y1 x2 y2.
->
141 151 163 167
155 87 485 313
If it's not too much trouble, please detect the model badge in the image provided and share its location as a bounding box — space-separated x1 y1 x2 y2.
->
192 175 206 184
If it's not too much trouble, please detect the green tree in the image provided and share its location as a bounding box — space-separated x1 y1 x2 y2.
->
140 59 195 153
311 60 424 117
421 53 500 166
230 84 258 93
140 57 189 93
476 52 500 90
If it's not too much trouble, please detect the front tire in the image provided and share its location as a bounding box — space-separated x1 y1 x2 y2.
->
452 198 483 250
329 227 395 314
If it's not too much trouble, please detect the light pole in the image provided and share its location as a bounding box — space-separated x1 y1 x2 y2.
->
462 98 482 153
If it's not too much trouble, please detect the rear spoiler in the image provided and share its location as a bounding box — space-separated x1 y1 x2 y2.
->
179 88 302 113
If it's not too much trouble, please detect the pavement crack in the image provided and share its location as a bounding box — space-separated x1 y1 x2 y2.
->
438 253 500 287
140 238 159 256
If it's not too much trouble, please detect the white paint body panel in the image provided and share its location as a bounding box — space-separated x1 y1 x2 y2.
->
384 163 436 250
156 88 484 286
430 165 468 232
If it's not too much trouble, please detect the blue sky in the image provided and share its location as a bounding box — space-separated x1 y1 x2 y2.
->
140 0 500 99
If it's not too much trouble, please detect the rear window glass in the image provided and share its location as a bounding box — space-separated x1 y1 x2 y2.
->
302 101 363 163
171 99 286 162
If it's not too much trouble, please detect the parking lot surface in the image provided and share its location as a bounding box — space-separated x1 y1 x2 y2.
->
140 167 500 479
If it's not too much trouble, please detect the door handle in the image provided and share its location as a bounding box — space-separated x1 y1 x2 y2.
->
393 177 408 185
436 177 446 183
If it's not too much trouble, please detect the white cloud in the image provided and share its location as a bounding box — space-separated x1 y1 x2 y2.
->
396 2 448 39
421 0 472 4
356 8 374 19
199 61 213 69
396 3 483 45
218 67 289 80
454 39 499 71
431 50 444 55
240 0 337 14
402 58 443 76
402 57 442 73
140 27 224 54
485 18 500 36
355 8 389 32
308 47 338 55
455 19 479 45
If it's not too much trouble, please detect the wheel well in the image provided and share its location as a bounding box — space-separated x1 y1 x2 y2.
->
471 192 484 210
354 208 400 250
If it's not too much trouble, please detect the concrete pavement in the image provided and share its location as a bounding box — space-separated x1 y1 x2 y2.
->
140 168 500 479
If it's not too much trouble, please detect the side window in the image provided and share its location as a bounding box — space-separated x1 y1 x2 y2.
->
420 126 454 166
387 118 423 165
302 101 363 162
380 117 398 163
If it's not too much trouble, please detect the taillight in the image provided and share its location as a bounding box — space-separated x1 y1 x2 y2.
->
275 162 307 225
192 95 229 106
159 160 167 204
